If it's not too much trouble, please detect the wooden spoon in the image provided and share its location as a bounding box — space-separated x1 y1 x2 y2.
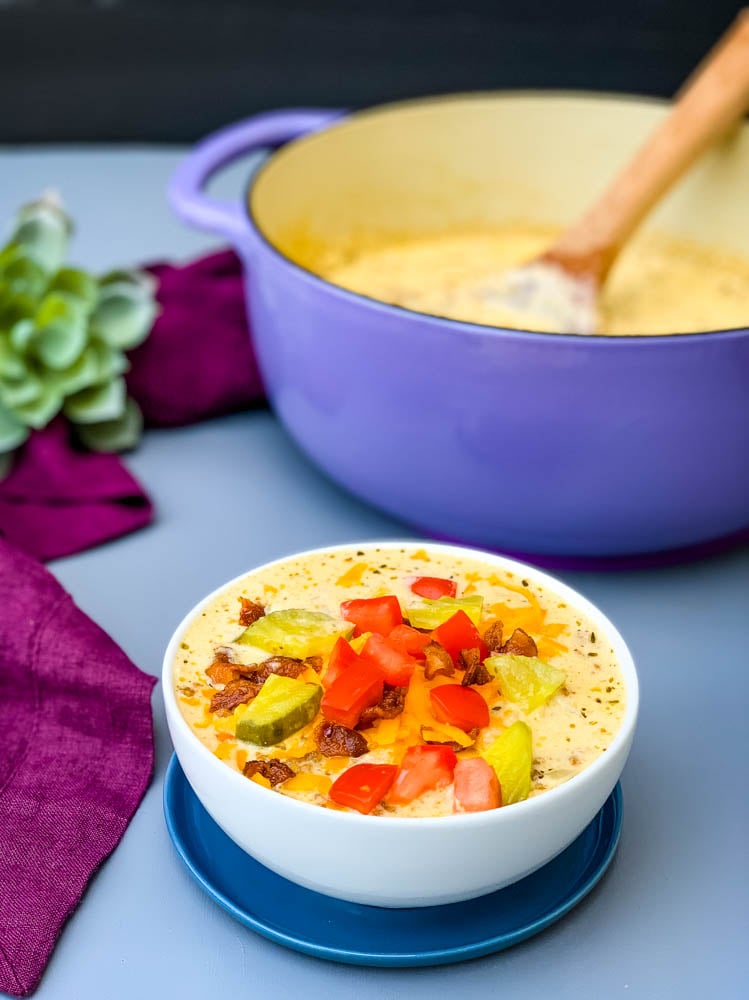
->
479 9 749 334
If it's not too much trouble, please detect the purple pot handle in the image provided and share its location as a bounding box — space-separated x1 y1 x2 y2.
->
168 108 344 242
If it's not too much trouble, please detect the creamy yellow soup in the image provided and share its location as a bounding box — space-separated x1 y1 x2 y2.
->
322 225 749 335
174 546 626 817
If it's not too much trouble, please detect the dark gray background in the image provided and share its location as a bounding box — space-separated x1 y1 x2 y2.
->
2 0 744 143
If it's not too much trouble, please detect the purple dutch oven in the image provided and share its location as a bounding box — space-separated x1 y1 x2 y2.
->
169 94 749 564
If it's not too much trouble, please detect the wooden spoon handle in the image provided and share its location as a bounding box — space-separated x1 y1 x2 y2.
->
547 9 749 281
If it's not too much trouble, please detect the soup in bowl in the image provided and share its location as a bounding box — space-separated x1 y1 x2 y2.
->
163 541 639 906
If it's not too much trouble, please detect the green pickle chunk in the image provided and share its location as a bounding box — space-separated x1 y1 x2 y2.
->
234 608 354 658
482 721 533 805
485 654 566 713
235 674 322 746
406 595 484 629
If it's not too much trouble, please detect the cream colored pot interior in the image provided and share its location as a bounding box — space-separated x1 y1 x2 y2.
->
249 93 749 272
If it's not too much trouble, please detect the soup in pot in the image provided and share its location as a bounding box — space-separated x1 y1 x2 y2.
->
321 225 749 335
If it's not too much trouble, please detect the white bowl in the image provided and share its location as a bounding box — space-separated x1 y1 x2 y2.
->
162 541 639 908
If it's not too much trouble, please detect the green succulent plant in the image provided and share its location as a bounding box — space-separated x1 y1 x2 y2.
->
0 193 158 478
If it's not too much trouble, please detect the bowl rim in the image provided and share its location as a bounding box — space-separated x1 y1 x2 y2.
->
162 538 640 829
244 89 749 343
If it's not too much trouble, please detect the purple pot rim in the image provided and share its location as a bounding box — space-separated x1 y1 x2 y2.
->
241 110 749 345
424 525 749 573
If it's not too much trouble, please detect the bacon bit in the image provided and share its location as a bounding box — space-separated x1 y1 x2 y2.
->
483 621 504 654
205 647 241 686
304 655 324 672
243 758 295 786
239 598 265 627
316 721 369 757
459 648 492 686
239 656 307 682
209 679 261 715
206 660 241 686
357 684 407 728
501 628 538 657
423 641 455 680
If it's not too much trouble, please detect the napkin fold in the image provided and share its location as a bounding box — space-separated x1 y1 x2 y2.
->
0 418 153 561
0 539 157 998
0 249 264 561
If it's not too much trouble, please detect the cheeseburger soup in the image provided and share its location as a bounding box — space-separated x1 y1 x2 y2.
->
174 546 627 817
322 225 749 335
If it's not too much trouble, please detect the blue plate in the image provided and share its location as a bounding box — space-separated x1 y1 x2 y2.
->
164 755 622 967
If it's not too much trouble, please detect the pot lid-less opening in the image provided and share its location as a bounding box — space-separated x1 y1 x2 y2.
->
247 92 749 340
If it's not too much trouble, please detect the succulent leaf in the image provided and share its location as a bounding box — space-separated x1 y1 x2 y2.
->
0 335 27 380
0 247 48 299
88 337 130 381
51 344 105 396
0 373 43 408
75 397 143 453
33 292 88 369
98 269 157 294
0 291 37 329
9 319 36 354
91 272 159 349
63 375 126 424
10 384 62 430
48 267 98 309
9 194 72 273
0 403 29 451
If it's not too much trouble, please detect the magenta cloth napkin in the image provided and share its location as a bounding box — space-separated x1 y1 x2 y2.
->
0 418 153 561
0 249 264 561
129 249 263 428
0 538 157 998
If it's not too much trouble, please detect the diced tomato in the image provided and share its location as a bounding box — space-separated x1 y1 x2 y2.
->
387 624 430 660
329 763 398 814
410 576 457 600
323 636 361 688
453 758 502 813
360 633 417 686
429 684 490 731
388 744 457 804
321 660 384 728
341 595 402 637
432 610 488 664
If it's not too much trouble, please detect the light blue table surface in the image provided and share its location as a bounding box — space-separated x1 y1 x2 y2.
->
2 148 748 1000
